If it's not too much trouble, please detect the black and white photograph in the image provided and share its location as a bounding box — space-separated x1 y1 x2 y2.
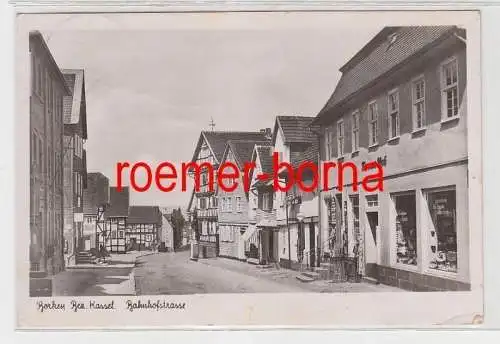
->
16 10 483 328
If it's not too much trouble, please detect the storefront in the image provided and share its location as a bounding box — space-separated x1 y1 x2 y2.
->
324 161 469 291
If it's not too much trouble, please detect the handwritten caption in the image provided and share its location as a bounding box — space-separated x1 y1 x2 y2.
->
36 299 187 313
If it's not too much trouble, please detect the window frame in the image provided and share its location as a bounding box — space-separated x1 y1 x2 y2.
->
412 75 426 132
423 185 458 276
390 190 418 270
236 196 242 212
367 101 379 147
336 119 345 157
351 110 360 153
440 56 460 121
387 89 400 140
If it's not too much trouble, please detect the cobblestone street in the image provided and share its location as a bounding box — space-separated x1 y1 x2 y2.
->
133 251 403 295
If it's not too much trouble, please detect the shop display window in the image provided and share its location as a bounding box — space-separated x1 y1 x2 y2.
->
426 187 458 273
392 192 417 266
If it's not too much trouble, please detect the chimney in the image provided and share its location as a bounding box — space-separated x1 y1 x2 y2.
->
260 127 272 140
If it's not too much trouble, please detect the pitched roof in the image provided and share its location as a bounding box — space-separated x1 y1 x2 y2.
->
290 141 320 168
193 131 269 164
83 172 109 214
273 116 318 144
316 26 457 120
256 146 274 175
104 187 129 218
128 206 162 225
62 69 88 139
224 139 272 170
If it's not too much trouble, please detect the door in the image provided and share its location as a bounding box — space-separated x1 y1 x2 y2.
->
309 223 316 267
367 212 378 244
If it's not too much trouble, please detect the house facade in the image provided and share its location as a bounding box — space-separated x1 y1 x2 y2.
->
271 116 320 270
159 211 175 252
188 130 270 259
82 172 109 252
218 139 271 260
104 187 129 253
29 31 70 295
315 26 469 291
244 144 276 264
62 69 88 265
126 206 162 251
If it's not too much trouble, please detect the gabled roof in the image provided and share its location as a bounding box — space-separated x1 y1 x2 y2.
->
128 206 162 225
104 187 129 218
290 141 320 169
191 131 269 165
62 69 88 139
248 145 274 187
272 116 318 145
29 31 71 96
221 139 272 170
315 26 459 122
83 172 109 214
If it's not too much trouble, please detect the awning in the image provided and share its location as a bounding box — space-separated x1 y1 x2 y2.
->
256 219 277 228
242 225 258 242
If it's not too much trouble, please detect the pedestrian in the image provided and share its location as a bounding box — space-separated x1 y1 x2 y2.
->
100 244 107 263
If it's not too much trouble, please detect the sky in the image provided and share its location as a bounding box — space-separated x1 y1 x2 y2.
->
41 25 382 207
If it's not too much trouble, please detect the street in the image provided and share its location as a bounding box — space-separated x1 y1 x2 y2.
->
52 250 402 296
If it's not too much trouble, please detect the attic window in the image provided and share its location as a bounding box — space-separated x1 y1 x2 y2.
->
387 33 398 50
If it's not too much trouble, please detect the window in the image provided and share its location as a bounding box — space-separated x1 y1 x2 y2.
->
392 192 417 266
366 194 378 208
118 230 124 239
111 231 117 239
212 196 218 208
388 90 400 139
425 187 457 273
337 120 344 156
412 77 426 130
441 58 459 119
352 111 360 152
325 126 335 160
236 196 242 212
199 197 207 210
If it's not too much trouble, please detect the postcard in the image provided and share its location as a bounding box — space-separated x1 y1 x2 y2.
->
15 10 483 328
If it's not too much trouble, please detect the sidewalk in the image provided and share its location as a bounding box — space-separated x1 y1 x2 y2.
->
196 256 404 293
52 251 155 296
66 250 154 269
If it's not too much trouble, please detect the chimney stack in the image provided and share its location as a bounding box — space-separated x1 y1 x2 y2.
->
260 127 272 140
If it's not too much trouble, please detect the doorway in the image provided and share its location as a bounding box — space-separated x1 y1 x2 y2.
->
367 212 378 245
308 223 316 268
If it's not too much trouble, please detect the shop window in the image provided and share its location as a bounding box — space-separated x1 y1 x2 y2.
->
350 195 360 255
392 192 417 266
426 187 458 273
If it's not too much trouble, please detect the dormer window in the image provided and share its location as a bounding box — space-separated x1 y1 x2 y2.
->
387 33 398 50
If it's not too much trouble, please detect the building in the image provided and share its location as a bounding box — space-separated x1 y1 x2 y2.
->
159 210 175 252
29 31 71 295
244 144 276 264
62 69 88 265
218 139 271 260
271 116 320 270
103 187 129 253
188 130 270 259
314 26 469 291
126 206 162 251
82 172 109 252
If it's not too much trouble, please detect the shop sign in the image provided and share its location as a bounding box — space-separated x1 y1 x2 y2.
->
286 194 302 205
362 155 387 169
